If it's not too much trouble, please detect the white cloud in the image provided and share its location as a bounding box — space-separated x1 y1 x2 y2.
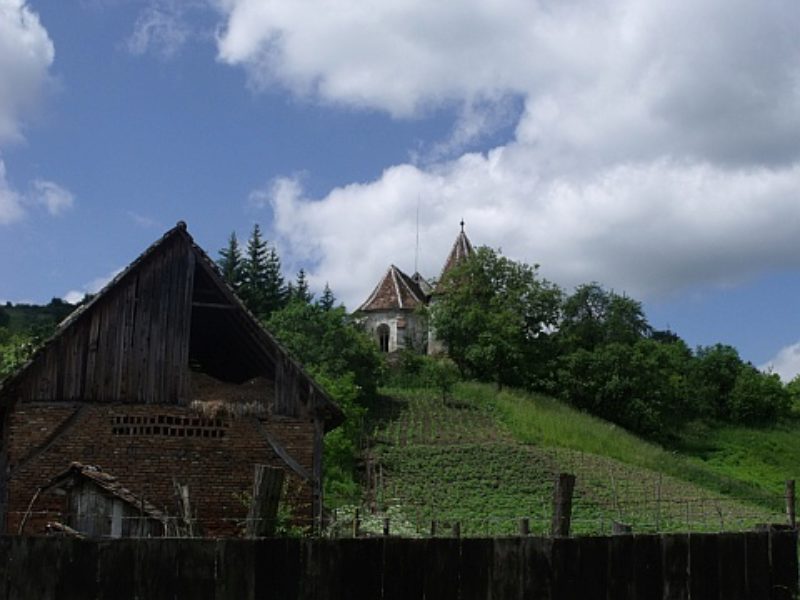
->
63 267 124 305
30 179 74 216
127 1 191 59
0 0 54 144
217 0 800 309
761 343 800 383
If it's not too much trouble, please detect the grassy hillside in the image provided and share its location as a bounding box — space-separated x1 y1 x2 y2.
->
357 383 791 537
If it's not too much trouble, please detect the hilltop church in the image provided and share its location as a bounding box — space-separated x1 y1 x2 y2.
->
355 223 474 355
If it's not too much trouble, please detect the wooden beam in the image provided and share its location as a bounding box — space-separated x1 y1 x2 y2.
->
191 302 235 310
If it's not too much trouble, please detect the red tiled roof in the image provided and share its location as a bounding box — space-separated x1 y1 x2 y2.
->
435 228 474 292
357 265 428 312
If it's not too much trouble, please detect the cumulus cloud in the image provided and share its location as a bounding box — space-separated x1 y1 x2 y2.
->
0 0 54 144
216 0 800 311
63 267 124 305
761 343 800 383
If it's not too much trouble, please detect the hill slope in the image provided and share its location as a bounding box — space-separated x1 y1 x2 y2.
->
359 383 790 537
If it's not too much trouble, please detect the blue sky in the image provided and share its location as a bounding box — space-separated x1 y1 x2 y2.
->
3 0 800 379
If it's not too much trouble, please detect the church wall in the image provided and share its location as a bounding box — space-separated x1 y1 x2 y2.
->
361 312 427 354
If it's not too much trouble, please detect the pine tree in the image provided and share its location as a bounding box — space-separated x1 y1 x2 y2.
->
241 224 269 317
318 283 336 311
217 231 243 290
295 269 313 304
263 244 287 317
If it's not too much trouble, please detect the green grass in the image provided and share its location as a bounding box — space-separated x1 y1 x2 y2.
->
361 383 785 537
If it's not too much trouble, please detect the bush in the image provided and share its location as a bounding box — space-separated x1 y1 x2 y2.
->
729 367 791 425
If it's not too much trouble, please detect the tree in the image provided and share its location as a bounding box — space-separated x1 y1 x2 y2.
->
429 246 562 389
293 269 312 304
240 224 270 317
317 283 335 311
690 344 744 420
558 283 651 352
218 231 244 290
239 225 287 319
557 338 693 438
729 367 791 425
267 300 382 504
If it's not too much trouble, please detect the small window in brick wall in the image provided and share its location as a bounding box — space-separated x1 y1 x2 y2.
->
110 415 228 438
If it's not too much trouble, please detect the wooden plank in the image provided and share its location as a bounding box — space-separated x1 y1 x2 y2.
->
716 532 745 600
491 538 522 600
575 535 607 600
550 536 581 600
298 539 341 600
54 538 99 600
254 539 301 599
382 538 425 600
0 536 9 600
688 533 718 600
215 539 254 600
633 535 663 599
246 465 285 537
6 537 59 600
521 537 553 600
425 538 460 600
133 539 179 600
661 534 689 600
607 534 635 600
769 529 799 600
96 540 136 600
744 531 770 599
460 538 492 600
174 539 216 600
551 473 576 537
339 538 383 600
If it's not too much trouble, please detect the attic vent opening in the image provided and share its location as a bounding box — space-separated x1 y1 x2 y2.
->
110 415 228 438
187 262 272 384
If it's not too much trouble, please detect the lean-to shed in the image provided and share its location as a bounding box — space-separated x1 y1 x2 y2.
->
0 222 343 536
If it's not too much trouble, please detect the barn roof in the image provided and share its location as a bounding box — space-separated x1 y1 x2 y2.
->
435 223 474 293
0 222 343 430
356 264 428 312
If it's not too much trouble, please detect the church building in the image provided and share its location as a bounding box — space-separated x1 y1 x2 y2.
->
355 223 474 354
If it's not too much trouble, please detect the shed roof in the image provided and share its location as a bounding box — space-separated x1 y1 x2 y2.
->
356 265 428 312
42 462 167 522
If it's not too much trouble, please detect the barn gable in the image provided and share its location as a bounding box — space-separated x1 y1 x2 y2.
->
0 222 342 428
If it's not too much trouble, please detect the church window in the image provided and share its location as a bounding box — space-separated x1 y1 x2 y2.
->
377 324 390 353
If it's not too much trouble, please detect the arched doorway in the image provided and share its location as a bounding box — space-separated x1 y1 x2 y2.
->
377 324 390 353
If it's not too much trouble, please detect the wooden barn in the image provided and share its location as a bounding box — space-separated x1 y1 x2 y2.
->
0 222 343 537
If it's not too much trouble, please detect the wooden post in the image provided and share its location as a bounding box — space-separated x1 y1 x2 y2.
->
383 517 390 536
352 508 360 538
519 517 530 536
430 520 437 537
550 473 576 537
786 479 796 529
452 522 461 538
245 465 285 538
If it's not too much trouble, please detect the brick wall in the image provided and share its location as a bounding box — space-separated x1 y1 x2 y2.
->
5 403 316 537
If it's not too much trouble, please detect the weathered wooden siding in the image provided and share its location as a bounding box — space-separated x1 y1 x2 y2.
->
12 235 195 405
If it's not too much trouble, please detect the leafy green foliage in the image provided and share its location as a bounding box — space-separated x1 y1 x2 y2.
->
430 246 562 389
267 298 382 505
218 231 243 290
238 224 287 319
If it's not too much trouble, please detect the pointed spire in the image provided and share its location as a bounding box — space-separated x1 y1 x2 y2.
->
435 222 475 293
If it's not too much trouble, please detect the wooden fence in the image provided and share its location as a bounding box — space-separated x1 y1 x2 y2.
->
0 531 796 599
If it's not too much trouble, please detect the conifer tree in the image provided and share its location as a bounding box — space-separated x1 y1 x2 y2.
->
318 283 335 311
263 245 286 316
295 269 312 304
217 231 243 290
240 224 269 317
